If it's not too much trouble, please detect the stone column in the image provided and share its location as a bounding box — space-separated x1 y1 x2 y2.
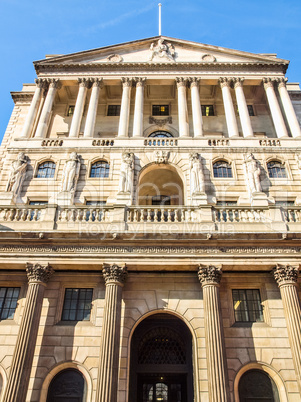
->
233 78 254 138
96 263 127 402
34 79 60 138
69 78 90 138
2 263 53 402
273 264 301 392
118 78 133 138
190 77 203 137
263 77 289 138
219 77 239 138
198 265 229 402
277 78 301 138
20 79 46 138
83 78 103 138
132 78 146 137
176 77 189 137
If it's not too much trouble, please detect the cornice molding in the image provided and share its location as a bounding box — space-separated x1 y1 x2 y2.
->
11 92 34 103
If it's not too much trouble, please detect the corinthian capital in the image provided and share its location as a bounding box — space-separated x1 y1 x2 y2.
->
26 262 54 284
198 265 222 286
90 77 103 88
47 78 61 89
233 77 245 89
135 77 146 87
189 77 201 88
276 77 288 89
176 77 188 88
219 77 233 89
35 78 47 89
273 264 299 286
121 77 133 87
78 78 91 88
102 263 128 285
262 77 276 90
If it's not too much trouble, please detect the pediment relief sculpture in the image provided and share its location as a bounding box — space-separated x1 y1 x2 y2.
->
149 39 176 62
202 54 216 62
106 54 123 63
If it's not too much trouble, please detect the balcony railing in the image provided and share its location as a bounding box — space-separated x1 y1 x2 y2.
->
0 204 299 232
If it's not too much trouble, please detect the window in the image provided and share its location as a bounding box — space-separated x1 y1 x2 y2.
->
149 131 173 138
213 161 233 178
61 288 93 321
247 105 255 116
239 370 280 402
67 105 75 116
152 105 169 116
0 287 20 319
47 369 85 402
267 161 287 178
37 161 56 178
90 161 110 178
201 105 214 116
232 289 263 323
107 105 121 116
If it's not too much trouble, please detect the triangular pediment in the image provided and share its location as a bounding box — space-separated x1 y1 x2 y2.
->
34 36 289 67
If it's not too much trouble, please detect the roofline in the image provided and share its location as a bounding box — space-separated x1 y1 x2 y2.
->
33 35 290 66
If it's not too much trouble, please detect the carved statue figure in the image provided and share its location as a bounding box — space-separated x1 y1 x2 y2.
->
149 39 175 62
189 153 205 194
118 152 134 193
6 152 28 200
244 153 262 193
60 152 81 193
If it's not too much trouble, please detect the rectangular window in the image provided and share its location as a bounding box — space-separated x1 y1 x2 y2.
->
201 105 214 116
0 287 20 320
67 105 75 116
232 289 263 323
152 105 169 116
247 105 255 116
107 105 121 116
61 288 93 321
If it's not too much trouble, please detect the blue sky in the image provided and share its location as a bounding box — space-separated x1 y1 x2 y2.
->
0 0 300 139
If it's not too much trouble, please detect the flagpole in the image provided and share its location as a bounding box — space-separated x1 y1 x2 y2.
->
158 3 162 36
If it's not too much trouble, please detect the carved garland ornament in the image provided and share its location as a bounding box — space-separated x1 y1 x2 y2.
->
26 262 54 284
273 264 299 286
198 265 222 285
102 263 127 285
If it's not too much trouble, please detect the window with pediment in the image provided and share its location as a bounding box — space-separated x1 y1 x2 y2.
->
37 161 56 178
90 160 110 178
213 160 233 178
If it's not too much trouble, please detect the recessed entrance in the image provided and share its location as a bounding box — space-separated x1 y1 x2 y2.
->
129 314 194 402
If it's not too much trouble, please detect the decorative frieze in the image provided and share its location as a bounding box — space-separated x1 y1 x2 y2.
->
273 263 299 286
26 262 54 284
102 263 128 285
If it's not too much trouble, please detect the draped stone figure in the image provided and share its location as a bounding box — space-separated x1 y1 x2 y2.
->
6 152 28 202
118 152 134 194
60 152 81 193
244 153 262 193
190 153 205 195
149 39 175 62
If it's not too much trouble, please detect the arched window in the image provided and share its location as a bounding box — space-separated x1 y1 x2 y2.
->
37 161 56 178
239 369 280 402
267 161 287 178
149 131 173 138
47 369 85 402
90 161 110 178
213 160 233 178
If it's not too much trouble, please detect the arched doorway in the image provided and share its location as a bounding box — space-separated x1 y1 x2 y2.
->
46 369 86 402
238 369 280 402
129 314 194 402
138 164 184 206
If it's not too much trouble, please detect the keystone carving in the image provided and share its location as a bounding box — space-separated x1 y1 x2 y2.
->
102 263 128 285
198 265 222 285
273 264 299 286
26 262 54 284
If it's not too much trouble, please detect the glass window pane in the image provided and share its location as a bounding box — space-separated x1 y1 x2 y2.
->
232 289 263 323
0 287 20 320
61 288 93 321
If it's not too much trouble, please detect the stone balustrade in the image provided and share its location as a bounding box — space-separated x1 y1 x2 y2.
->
0 204 299 232
144 138 178 146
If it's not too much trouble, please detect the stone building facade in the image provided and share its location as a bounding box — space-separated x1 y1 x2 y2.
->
0 36 300 401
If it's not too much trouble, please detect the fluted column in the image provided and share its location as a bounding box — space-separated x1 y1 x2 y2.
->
2 263 53 402
176 77 189 137
198 265 229 402
34 79 60 138
233 78 254 138
83 78 103 138
190 77 203 137
20 79 46 138
69 78 90 138
273 264 301 392
219 78 239 138
132 78 146 137
118 78 133 138
96 263 127 402
277 78 301 138
263 77 289 138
